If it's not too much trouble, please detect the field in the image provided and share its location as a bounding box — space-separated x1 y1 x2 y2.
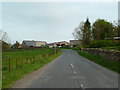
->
2 48 54 69
2 48 54 59
2 48 61 88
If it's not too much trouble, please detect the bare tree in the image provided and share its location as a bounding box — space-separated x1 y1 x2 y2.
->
72 22 84 40
113 20 120 37
0 29 11 43
72 18 91 45
0 30 8 41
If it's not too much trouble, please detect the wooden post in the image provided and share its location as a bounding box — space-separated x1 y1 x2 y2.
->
8 58 10 72
33 57 35 63
39 56 40 62
22 58 23 67
30 57 32 63
16 58 17 69
26 58 28 64
39 56 41 59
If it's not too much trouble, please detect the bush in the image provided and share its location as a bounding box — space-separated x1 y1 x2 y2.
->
89 40 117 48
80 45 90 48
101 46 120 51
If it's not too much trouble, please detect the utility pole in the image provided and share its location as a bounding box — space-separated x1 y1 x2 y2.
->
54 44 57 54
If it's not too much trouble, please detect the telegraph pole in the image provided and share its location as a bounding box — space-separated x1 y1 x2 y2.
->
54 44 57 54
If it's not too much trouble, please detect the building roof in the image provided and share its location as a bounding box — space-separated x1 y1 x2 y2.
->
54 41 69 44
23 40 36 46
70 40 81 42
22 40 47 46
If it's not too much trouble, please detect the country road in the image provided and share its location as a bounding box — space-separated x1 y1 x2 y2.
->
12 49 118 88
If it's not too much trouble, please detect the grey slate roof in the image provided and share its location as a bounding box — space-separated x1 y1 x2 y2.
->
23 40 36 47
22 40 47 47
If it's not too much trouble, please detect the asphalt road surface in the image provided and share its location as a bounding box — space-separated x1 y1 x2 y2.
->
13 49 118 88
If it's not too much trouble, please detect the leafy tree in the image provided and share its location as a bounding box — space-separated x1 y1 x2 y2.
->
89 40 114 48
92 19 115 40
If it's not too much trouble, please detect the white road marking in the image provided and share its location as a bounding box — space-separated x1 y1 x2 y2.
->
74 71 77 74
70 64 77 74
80 84 83 87
80 84 85 89
71 64 73 68
69 53 70 56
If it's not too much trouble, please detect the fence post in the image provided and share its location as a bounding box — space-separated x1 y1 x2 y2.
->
26 58 28 64
30 57 32 63
16 58 17 69
8 58 10 72
39 55 41 59
39 56 40 62
22 58 23 67
33 57 35 63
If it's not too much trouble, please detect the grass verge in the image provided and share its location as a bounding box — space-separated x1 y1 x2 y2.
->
73 48 119 73
2 50 61 88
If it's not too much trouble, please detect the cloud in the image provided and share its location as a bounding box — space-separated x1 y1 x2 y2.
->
2 2 118 44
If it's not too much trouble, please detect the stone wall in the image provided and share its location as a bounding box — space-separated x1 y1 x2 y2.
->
81 48 120 62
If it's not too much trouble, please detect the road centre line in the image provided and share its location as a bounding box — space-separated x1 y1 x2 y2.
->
74 71 77 74
71 64 73 68
70 64 77 74
70 64 84 88
80 84 85 89
69 53 70 56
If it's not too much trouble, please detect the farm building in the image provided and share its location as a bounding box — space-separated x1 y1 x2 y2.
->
69 40 82 47
47 41 69 48
21 40 47 48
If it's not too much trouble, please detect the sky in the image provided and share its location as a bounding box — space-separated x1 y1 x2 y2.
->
1 1 118 44
118 1 120 25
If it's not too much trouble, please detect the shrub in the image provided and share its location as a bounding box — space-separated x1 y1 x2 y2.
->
80 45 90 48
101 46 120 50
89 40 115 48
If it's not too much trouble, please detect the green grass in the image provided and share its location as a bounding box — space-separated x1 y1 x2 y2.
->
2 48 54 67
73 48 119 73
2 48 61 88
2 48 54 59
101 46 120 51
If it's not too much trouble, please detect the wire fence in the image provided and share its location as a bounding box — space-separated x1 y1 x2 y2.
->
1 51 57 74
